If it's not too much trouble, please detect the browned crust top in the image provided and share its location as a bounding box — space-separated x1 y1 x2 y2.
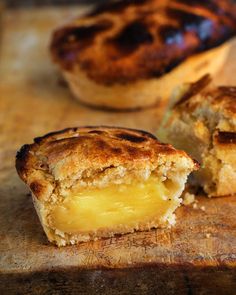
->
16 126 197 200
175 74 212 107
174 75 236 119
50 0 236 85
216 131 236 145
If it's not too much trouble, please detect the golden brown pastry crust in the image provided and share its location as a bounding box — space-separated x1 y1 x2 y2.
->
50 0 236 85
16 126 198 201
175 76 236 119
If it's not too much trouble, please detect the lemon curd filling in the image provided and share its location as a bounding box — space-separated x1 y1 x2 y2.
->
51 177 178 233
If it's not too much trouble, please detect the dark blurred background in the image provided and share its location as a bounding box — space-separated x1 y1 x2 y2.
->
5 0 108 8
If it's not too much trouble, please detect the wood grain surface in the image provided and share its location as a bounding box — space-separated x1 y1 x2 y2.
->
0 7 236 295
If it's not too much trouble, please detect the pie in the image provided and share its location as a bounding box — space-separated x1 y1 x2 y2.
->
16 126 197 246
158 75 236 197
50 0 236 110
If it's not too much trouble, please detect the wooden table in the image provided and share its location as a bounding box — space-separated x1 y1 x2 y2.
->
0 7 236 295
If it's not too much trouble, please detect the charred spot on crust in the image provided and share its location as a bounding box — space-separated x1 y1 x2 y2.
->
34 128 79 144
218 86 236 97
66 20 112 42
51 20 112 70
111 147 123 154
115 132 148 143
16 144 31 161
92 126 157 140
16 144 32 177
95 139 111 150
30 181 44 195
89 0 147 17
126 146 140 156
176 0 236 21
34 135 48 144
167 7 214 44
88 130 107 135
168 6 234 49
108 20 153 56
216 131 236 144
137 130 157 140
175 74 212 107
159 25 183 45
126 146 152 158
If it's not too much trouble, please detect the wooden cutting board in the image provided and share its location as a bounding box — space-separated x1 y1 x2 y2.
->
0 7 236 295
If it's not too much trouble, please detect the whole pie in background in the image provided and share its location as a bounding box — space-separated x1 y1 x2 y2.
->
50 0 236 110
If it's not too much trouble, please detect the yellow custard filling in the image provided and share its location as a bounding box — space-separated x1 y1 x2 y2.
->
51 177 178 233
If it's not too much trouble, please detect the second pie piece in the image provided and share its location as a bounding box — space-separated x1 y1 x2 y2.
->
158 75 236 197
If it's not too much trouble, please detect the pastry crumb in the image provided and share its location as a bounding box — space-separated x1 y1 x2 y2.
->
193 203 198 209
183 192 195 206
206 233 211 238
200 206 206 211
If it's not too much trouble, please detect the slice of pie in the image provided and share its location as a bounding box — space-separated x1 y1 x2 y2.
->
16 126 197 246
158 75 236 197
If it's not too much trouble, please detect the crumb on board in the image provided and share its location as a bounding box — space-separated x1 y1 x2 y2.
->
182 192 207 211
206 233 211 238
192 203 206 211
